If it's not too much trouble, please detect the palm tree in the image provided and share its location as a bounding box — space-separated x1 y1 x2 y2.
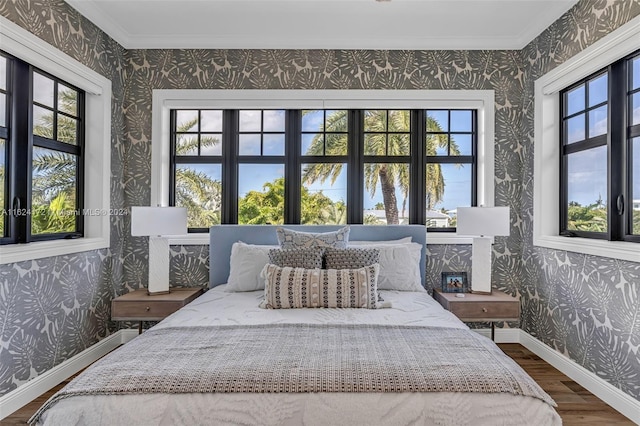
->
302 110 455 224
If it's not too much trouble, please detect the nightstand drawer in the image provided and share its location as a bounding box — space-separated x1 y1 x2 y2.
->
111 300 184 320
449 301 519 320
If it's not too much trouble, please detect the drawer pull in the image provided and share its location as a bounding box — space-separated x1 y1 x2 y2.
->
482 308 488 313
145 306 150 311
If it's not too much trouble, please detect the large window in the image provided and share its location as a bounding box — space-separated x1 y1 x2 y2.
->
559 50 639 243
0 51 84 245
170 108 477 231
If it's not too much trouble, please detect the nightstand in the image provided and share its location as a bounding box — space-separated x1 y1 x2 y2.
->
111 287 204 333
433 289 520 341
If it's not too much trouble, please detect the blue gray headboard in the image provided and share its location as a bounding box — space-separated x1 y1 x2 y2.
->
209 225 427 288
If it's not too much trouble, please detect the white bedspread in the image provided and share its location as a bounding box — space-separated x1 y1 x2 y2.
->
37 287 561 426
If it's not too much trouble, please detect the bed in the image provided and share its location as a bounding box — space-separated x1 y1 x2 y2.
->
31 225 561 426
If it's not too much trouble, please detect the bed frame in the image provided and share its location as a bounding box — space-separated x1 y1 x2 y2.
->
209 225 426 288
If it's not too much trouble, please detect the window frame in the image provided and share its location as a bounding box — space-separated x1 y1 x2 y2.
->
0 15 112 265
533 15 640 262
152 90 495 245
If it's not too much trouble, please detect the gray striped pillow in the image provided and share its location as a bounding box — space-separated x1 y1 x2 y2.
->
261 263 380 309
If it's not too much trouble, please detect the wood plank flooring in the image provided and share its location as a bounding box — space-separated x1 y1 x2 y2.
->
1 343 634 425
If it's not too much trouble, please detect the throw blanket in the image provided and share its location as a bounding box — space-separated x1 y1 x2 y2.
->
30 324 555 424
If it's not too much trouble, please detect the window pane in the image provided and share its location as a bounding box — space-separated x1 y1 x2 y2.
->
238 134 261 155
388 134 410 155
200 134 222 156
363 163 409 225
175 134 198 156
325 110 347 132
33 72 54 107
301 110 324 131
426 163 471 227
0 139 5 237
427 134 449 156
566 146 608 233
0 93 5 127
175 163 222 228
263 134 285 156
33 105 54 139
324 133 347 156
239 110 261 131
200 110 222 132
632 92 640 126
632 57 640 90
57 115 77 144
450 134 472 156
58 84 77 116
388 110 410 132
450 110 472 132
263 110 285 132
238 164 284 224
632 137 639 235
364 133 386 155
31 147 77 235
588 74 607 107
302 133 322 155
426 110 448 131
566 85 585 116
301 163 347 225
588 105 607 138
566 113 585 144
176 110 198 132
0 56 6 91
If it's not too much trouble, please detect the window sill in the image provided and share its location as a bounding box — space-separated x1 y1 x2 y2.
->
0 237 109 265
168 232 474 246
533 235 640 263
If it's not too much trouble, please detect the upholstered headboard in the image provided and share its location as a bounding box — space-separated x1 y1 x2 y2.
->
209 225 427 288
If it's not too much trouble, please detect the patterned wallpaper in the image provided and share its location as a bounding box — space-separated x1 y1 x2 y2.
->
0 0 127 395
0 0 638 405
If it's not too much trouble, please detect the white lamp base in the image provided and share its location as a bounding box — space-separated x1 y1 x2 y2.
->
148 236 170 295
470 236 492 294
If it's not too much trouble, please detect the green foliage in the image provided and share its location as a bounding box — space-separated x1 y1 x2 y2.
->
237 177 345 225
567 200 607 232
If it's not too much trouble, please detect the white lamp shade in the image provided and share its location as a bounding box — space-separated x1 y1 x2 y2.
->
130 206 187 236
456 207 510 237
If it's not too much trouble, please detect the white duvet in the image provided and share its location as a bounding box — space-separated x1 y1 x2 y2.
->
37 287 562 426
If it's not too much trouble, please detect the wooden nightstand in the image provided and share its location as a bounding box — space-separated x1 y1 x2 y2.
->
433 289 520 341
111 287 204 333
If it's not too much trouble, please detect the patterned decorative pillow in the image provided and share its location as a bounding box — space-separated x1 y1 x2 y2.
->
276 226 350 250
324 248 380 269
261 263 379 309
268 248 323 269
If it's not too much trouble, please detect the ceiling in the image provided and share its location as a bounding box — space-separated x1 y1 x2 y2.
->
64 0 579 50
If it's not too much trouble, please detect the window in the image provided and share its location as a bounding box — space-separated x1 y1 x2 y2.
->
0 51 84 245
0 15 112 264
169 107 478 231
559 51 639 243
534 16 640 262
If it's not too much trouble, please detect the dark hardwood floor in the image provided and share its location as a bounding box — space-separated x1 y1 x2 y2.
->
1 344 634 425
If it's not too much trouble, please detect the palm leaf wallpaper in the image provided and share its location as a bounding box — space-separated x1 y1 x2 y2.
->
0 0 639 403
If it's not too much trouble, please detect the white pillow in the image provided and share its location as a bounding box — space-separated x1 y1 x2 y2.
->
365 242 424 291
226 241 278 292
348 237 412 245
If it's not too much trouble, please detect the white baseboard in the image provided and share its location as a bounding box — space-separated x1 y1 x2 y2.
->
0 328 138 420
472 327 520 343
519 330 640 425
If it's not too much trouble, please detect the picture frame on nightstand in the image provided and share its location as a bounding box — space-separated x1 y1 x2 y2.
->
441 272 468 293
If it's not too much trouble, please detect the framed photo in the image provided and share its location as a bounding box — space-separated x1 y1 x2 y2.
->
441 272 468 293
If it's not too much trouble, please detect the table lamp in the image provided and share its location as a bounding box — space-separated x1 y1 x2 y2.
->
456 206 510 294
130 206 187 295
